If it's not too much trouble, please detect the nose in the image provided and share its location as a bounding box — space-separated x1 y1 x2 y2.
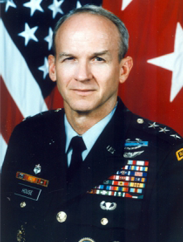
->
74 61 92 82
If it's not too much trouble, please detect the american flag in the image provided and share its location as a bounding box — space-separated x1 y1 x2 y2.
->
1 0 183 168
0 0 102 167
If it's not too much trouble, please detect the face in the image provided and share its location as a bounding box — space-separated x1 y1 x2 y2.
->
49 13 133 117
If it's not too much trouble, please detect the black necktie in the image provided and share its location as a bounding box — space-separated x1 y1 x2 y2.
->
68 136 86 179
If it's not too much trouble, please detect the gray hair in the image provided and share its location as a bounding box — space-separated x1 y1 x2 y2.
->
52 5 129 61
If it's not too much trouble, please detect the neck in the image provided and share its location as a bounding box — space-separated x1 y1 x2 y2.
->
65 101 117 135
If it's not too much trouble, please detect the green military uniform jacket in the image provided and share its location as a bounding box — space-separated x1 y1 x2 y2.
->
1 98 183 242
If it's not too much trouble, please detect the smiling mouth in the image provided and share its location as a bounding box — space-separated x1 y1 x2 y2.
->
72 89 95 96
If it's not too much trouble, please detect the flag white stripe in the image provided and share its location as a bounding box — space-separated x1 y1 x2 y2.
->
0 19 47 118
0 134 8 170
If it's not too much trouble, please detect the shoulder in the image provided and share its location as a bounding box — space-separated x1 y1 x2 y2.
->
11 108 64 139
19 108 63 128
128 112 183 150
124 112 183 164
117 98 182 147
22 108 63 123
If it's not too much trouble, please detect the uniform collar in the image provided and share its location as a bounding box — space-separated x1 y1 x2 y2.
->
64 103 117 161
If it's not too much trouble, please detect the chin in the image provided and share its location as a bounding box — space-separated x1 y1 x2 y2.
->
69 99 93 109
73 106 93 113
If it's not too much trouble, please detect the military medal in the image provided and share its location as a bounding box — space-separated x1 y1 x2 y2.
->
34 164 41 174
88 159 149 200
16 172 49 187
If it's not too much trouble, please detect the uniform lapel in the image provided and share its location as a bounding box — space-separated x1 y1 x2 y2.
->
66 99 133 202
45 110 68 194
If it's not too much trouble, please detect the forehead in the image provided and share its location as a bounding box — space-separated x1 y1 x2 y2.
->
55 13 120 52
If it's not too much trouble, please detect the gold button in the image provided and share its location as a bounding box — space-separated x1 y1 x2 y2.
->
78 238 95 242
137 118 144 124
56 211 67 223
20 202 26 208
101 218 108 225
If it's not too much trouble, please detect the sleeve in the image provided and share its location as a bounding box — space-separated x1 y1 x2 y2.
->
147 142 183 242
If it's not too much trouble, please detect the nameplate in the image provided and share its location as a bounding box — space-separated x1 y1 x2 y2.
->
15 183 42 201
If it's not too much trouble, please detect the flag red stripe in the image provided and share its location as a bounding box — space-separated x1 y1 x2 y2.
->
45 86 64 110
0 75 24 143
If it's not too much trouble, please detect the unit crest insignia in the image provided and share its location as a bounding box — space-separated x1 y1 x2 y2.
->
176 148 183 161
34 164 41 174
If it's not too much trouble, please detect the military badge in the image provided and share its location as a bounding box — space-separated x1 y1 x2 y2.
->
34 164 41 174
125 139 148 150
16 172 49 187
176 148 183 161
123 150 144 158
100 201 117 211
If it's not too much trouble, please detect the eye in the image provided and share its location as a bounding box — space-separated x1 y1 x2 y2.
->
94 57 105 62
63 56 76 62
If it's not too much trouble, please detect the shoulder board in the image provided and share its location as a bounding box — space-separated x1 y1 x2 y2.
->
131 114 183 145
22 108 63 122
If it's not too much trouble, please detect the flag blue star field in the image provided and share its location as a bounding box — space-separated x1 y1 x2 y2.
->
1 0 183 167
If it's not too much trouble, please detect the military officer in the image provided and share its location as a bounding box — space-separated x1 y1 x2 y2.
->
1 5 183 242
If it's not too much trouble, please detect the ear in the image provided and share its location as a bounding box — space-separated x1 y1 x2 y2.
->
119 56 133 83
48 54 57 82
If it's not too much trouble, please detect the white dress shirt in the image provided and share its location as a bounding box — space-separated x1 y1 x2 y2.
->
64 104 117 167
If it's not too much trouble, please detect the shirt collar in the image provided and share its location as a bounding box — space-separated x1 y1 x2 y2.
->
64 103 117 154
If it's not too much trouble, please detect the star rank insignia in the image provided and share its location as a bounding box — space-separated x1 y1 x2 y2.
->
170 134 181 140
148 122 159 129
55 108 62 112
159 127 170 133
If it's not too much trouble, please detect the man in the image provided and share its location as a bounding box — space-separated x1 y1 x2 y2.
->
1 5 183 242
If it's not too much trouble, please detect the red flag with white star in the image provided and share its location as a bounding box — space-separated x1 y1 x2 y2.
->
103 0 183 137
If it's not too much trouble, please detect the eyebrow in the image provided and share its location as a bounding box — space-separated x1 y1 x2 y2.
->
58 50 110 59
92 50 110 56
58 52 73 59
